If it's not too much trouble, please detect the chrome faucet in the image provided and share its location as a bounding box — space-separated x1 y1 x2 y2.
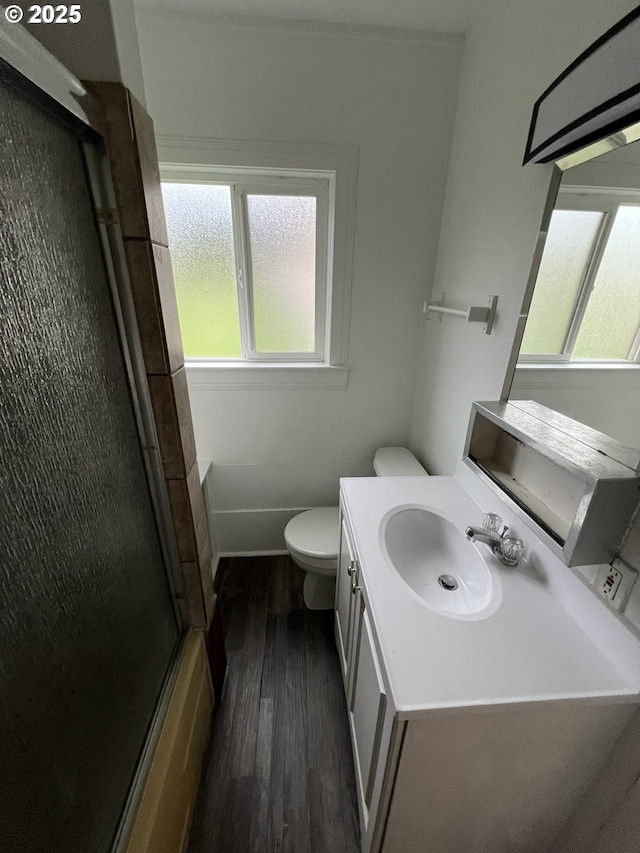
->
465 516 524 567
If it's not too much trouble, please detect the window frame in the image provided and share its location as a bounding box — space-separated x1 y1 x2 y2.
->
518 186 640 366
161 167 331 364
158 138 358 390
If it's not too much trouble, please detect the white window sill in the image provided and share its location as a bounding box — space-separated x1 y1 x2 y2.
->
517 362 640 371
184 362 349 390
514 362 640 391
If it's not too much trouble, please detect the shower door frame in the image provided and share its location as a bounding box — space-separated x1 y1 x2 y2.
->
0 17 188 852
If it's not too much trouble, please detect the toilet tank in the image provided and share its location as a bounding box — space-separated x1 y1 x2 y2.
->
373 447 429 477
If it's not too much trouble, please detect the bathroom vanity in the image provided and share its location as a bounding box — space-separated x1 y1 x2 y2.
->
335 472 640 853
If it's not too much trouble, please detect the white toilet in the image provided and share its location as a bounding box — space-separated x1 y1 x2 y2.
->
284 447 429 609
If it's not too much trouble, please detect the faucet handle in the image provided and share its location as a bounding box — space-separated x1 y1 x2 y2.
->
498 536 524 566
482 512 503 533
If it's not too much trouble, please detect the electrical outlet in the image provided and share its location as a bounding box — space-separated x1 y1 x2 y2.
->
598 565 622 599
595 559 638 611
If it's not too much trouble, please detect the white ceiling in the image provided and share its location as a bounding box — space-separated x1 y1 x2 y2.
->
135 0 481 34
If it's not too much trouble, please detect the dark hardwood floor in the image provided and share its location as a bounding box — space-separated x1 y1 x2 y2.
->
188 555 360 853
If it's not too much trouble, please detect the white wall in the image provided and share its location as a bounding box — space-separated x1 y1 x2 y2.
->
136 12 463 552
25 0 147 106
407 0 640 582
409 5 640 848
409 0 640 476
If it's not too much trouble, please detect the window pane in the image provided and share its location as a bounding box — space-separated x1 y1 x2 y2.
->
247 194 316 353
520 210 602 355
573 205 640 360
162 183 241 357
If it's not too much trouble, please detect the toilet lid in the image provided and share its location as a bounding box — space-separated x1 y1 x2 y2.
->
285 507 340 559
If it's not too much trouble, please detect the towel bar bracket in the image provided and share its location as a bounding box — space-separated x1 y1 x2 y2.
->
424 294 498 335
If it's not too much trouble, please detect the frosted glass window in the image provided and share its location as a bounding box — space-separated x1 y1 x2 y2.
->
161 171 330 363
573 205 640 359
247 194 316 353
162 183 241 357
520 210 602 354
520 198 640 364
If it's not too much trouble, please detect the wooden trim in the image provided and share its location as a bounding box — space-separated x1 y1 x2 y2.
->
124 631 214 853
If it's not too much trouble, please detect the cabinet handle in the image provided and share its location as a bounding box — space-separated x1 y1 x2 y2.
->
347 560 356 577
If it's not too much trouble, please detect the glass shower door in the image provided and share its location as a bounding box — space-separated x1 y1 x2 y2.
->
0 67 182 852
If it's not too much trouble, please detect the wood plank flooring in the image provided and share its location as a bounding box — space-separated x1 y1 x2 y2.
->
188 555 360 853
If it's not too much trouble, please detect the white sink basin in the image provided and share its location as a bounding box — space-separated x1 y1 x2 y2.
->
382 506 501 620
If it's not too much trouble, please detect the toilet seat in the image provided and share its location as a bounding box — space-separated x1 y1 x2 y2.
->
287 547 336 574
284 507 339 560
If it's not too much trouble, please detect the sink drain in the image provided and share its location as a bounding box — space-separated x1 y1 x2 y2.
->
438 574 458 591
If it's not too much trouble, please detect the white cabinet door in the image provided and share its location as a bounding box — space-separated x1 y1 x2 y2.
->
350 603 387 828
335 515 357 684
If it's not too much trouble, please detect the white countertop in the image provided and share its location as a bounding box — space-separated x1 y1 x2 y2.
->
341 475 639 716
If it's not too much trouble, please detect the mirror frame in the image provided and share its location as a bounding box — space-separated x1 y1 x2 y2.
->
500 118 640 402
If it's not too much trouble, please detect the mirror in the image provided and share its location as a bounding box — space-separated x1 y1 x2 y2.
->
504 124 640 451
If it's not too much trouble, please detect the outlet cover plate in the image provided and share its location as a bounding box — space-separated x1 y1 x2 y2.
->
596 559 638 611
